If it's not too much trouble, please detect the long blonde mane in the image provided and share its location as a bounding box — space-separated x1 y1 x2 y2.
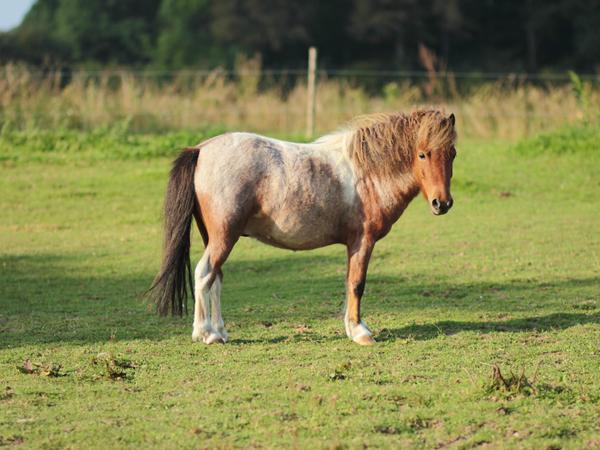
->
344 109 457 178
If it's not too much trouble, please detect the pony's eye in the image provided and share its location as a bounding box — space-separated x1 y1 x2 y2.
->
418 152 426 160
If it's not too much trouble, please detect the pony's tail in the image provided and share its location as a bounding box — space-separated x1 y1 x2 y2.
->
149 147 201 316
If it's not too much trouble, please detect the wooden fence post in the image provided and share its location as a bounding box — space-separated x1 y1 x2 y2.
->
306 47 317 138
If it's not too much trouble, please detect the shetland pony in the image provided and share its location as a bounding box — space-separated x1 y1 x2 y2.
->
149 110 457 345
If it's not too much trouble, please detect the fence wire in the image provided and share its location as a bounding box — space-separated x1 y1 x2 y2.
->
4 67 599 80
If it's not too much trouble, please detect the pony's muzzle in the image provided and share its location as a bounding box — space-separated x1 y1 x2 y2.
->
431 197 453 215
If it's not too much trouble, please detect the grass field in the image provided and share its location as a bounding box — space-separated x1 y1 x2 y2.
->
1 123 599 449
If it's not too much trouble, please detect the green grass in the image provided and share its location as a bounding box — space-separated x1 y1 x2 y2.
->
1 125 599 449
513 121 600 156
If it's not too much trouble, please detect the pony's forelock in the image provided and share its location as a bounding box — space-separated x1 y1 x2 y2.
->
415 110 457 154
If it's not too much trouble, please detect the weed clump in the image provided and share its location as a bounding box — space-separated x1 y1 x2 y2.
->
0 386 15 401
486 364 578 405
17 359 65 377
487 365 536 397
91 352 136 381
374 417 431 435
328 362 351 381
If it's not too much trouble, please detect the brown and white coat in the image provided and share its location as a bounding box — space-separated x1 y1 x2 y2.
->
150 110 457 345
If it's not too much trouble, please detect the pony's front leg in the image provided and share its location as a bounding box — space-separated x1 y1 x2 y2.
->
344 239 375 345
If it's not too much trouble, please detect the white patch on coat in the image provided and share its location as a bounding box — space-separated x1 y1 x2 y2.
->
344 318 372 343
209 276 228 342
192 252 213 342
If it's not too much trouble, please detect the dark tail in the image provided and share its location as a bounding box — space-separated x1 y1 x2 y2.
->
148 147 201 316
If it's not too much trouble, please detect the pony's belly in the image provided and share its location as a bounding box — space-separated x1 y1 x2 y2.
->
243 215 339 250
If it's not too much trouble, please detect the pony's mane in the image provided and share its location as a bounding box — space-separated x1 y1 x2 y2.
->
342 109 457 178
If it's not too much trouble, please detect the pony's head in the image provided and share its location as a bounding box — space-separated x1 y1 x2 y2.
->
412 112 457 215
344 110 457 214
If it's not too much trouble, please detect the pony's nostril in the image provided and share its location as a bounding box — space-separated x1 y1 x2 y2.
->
447 198 453 209
431 198 440 209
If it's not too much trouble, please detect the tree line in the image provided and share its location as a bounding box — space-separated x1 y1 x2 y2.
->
1 0 598 73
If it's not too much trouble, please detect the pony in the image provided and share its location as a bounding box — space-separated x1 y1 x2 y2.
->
149 109 457 345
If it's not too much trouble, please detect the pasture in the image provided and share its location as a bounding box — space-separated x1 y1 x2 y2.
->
1 124 599 449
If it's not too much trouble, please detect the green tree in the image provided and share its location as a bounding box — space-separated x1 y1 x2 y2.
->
14 0 162 65
54 0 161 64
154 0 224 68
1 0 599 72
210 0 311 65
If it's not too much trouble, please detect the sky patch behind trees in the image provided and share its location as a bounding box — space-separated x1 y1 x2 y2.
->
0 0 35 31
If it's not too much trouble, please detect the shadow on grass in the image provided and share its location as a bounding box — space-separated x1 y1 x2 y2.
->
376 312 600 343
1 252 598 348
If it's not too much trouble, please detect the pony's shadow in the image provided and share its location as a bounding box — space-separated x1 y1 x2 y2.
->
2 252 599 348
229 334 346 345
376 312 600 343
230 311 600 345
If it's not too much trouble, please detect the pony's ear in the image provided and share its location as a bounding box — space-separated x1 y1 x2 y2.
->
448 113 455 126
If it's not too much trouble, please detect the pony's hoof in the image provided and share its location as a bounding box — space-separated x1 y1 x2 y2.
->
216 328 229 343
191 331 203 342
354 334 376 346
203 333 225 345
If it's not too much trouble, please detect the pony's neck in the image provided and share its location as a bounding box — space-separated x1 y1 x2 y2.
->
313 127 420 219
344 124 420 220
364 168 420 216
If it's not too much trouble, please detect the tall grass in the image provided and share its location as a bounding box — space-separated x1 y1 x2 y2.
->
1 63 598 140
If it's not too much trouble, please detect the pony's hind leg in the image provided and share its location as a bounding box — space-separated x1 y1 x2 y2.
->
209 271 228 342
192 251 216 343
192 241 236 344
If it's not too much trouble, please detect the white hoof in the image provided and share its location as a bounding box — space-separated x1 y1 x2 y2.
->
192 323 213 343
203 332 225 345
353 334 376 345
345 320 374 345
216 328 229 343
